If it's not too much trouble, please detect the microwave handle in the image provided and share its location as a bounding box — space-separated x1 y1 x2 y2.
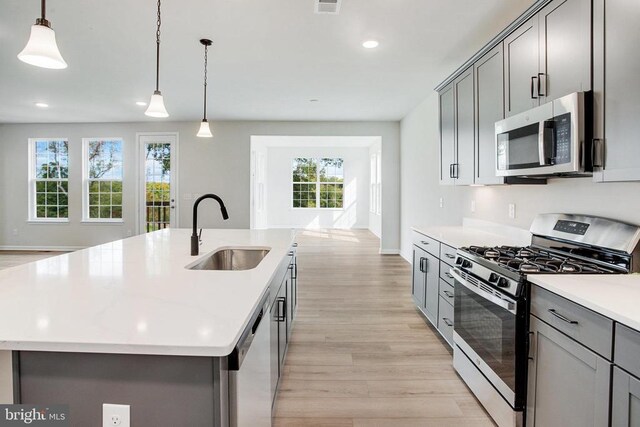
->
538 120 555 165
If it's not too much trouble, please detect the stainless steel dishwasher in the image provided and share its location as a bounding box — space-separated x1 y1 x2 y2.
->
228 292 272 427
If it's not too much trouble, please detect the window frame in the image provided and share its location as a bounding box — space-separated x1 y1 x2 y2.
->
82 137 125 223
27 138 70 223
291 157 344 211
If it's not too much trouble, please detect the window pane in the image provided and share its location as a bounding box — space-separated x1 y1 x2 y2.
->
87 179 123 220
88 139 123 180
292 158 317 183
319 158 344 183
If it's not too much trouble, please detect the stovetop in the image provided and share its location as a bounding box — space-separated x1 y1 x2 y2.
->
462 245 618 275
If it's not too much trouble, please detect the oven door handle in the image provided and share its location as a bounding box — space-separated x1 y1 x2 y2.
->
450 268 517 315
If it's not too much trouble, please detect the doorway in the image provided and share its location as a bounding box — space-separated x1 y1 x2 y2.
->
138 133 178 233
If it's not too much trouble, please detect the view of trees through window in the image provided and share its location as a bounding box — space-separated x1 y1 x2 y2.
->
292 158 344 208
145 143 172 232
86 139 123 220
33 139 69 219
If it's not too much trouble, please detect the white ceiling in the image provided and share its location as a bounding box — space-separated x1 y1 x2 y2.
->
0 0 534 124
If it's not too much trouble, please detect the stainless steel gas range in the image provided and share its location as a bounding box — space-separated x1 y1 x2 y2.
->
450 213 640 427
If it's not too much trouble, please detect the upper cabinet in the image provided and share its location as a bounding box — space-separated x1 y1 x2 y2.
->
439 68 474 186
474 44 505 185
505 0 591 117
593 0 640 182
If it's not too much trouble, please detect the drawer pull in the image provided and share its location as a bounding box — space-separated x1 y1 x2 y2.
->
421 241 430 245
443 290 454 298
445 272 454 279
442 318 453 327
548 308 579 325
445 254 455 259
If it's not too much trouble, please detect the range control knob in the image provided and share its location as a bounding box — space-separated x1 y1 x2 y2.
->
497 277 510 288
461 260 472 269
455 257 463 265
488 273 499 283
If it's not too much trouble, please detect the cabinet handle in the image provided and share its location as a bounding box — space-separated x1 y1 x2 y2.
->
419 257 427 273
277 297 286 322
449 164 454 179
445 272 454 279
537 73 546 97
443 290 454 298
547 308 578 325
420 240 430 245
442 318 453 327
530 76 538 99
445 254 455 259
455 163 459 179
592 138 604 169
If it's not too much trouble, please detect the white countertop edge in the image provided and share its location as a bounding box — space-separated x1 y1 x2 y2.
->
528 275 640 333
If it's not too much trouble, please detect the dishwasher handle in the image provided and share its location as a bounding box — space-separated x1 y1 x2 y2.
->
228 292 269 370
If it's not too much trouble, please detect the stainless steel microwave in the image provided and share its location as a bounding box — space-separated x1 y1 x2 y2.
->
495 92 592 177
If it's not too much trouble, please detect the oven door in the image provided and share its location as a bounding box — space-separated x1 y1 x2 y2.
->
451 268 518 406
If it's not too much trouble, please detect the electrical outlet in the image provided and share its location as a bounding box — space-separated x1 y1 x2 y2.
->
439 197 444 208
12 228 18 236
126 229 132 237
508 203 516 219
470 200 476 213
103 404 130 427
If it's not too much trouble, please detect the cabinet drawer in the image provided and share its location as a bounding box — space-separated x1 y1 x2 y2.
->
440 243 457 265
531 285 614 359
412 232 439 257
440 261 455 285
439 278 454 306
438 296 454 346
615 323 640 378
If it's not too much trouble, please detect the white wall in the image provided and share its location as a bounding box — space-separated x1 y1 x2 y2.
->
368 140 382 238
265 146 370 229
399 92 640 261
0 120 401 251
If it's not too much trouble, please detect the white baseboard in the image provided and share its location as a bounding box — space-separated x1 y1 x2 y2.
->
0 245 85 252
379 249 401 255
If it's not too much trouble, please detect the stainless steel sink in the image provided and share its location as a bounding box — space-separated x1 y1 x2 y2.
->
187 247 270 271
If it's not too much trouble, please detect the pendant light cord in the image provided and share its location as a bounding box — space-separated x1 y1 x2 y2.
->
41 0 46 20
203 44 208 120
155 0 162 92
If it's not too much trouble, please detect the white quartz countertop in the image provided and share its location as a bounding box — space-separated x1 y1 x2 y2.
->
528 274 640 332
0 229 295 357
412 225 530 249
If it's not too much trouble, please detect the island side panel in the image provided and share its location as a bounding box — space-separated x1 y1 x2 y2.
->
0 351 15 403
18 352 225 426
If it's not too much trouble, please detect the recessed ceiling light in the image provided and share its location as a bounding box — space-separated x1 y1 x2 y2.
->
136 101 147 106
309 99 319 103
35 102 49 108
362 40 379 49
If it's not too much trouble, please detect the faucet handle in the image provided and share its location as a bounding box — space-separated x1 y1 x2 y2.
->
198 228 203 245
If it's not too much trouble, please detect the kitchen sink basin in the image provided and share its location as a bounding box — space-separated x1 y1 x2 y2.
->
187 247 270 271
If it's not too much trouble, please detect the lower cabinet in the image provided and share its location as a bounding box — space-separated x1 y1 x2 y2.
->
437 295 454 346
526 315 611 427
612 367 640 427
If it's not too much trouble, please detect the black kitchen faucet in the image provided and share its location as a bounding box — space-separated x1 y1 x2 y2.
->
191 194 229 256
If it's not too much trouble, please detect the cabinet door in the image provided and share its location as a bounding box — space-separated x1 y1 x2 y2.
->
454 68 475 185
612 367 640 427
593 0 640 182
539 0 591 102
504 17 540 117
270 290 281 401
277 280 287 372
527 316 611 427
412 247 427 307
423 252 440 325
475 44 505 185
286 263 295 340
439 83 456 185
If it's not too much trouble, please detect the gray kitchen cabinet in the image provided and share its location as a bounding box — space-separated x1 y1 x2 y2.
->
612 367 640 427
437 295 454 346
276 275 288 373
423 251 439 325
474 43 505 185
269 286 280 405
593 0 640 182
504 0 591 117
439 68 474 186
412 245 427 308
538 0 592 102
286 250 297 341
504 17 539 117
527 315 611 427
439 83 456 185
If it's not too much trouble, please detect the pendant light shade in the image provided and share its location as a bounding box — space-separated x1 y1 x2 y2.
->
197 39 213 138
17 1 67 69
197 120 213 138
145 0 169 118
145 90 169 118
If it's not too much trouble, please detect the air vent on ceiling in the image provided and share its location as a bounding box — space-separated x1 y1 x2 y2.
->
315 0 342 15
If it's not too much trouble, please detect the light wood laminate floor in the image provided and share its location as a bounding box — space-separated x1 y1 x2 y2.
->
0 251 65 270
273 229 495 427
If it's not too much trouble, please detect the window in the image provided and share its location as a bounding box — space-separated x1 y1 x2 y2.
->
28 139 69 221
83 138 123 221
292 158 344 209
370 151 382 215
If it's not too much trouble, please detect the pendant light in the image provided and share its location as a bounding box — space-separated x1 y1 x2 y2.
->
17 0 68 69
197 39 213 138
145 0 169 118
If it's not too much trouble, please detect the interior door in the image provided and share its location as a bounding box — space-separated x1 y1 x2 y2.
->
504 17 540 117
139 134 177 233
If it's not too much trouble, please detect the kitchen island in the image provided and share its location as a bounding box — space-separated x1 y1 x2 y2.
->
0 228 298 426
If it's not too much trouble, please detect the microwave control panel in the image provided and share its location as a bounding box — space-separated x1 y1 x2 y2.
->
554 113 572 164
